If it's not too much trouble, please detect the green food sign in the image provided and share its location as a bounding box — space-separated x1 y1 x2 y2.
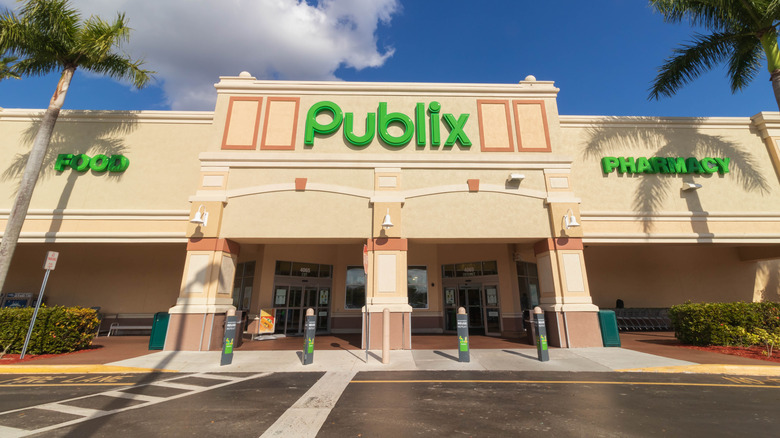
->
304 101 472 148
55 154 129 173
601 157 730 175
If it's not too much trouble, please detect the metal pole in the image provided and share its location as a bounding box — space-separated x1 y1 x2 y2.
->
365 309 370 363
382 308 390 364
20 269 51 359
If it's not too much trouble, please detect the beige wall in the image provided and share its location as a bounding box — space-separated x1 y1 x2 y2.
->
584 245 777 308
3 243 185 314
0 110 214 212
559 117 780 243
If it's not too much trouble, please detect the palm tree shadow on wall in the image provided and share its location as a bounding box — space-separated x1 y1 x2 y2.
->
582 117 770 235
2 111 139 239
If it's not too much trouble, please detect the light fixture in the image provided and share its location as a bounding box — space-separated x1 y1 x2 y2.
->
508 173 525 182
563 208 580 230
381 208 394 229
190 204 209 227
681 182 702 191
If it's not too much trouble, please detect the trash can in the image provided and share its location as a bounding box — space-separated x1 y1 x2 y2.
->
523 309 536 346
233 310 244 349
598 310 621 347
148 312 170 350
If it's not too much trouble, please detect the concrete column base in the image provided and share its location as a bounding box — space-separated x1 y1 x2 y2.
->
164 312 226 351
543 310 602 348
361 309 412 350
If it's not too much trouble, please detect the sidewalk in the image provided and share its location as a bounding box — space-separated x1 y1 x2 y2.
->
2 332 779 376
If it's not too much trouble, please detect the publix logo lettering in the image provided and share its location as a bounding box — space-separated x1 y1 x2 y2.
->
304 101 472 148
55 154 129 173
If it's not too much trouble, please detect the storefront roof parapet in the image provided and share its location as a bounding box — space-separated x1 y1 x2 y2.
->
0 108 214 124
213 78 560 98
559 115 755 130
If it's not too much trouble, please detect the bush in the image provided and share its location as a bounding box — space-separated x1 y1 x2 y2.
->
0 306 99 355
668 301 780 346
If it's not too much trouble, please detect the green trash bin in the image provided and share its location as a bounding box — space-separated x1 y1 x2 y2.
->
598 310 621 347
148 312 170 350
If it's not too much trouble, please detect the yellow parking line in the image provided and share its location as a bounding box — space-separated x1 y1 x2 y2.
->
0 365 176 374
350 379 780 389
0 383 136 387
616 364 780 376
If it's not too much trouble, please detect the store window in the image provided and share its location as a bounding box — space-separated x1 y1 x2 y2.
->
516 261 539 311
441 261 498 278
345 266 366 309
232 261 255 311
407 266 428 309
275 260 332 278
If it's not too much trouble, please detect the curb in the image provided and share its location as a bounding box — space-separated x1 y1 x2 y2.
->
618 364 780 376
0 365 177 374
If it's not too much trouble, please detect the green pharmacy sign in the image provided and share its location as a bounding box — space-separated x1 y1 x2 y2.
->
304 101 472 148
601 157 730 175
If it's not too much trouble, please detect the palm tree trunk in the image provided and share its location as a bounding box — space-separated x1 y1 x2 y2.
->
772 70 780 112
0 67 75 293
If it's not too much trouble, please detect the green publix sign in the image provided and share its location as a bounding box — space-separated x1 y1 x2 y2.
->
305 101 472 147
54 154 129 173
601 156 730 174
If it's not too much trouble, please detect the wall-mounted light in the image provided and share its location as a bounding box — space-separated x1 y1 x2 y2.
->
190 204 209 227
508 173 525 182
681 182 702 191
381 208 394 229
563 208 580 230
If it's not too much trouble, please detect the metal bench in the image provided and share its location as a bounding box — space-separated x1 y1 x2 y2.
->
105 313 154 336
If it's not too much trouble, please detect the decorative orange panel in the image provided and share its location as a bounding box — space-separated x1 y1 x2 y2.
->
513 100 552 152
476 100 514 152
261 97 301 150
221 97 263 150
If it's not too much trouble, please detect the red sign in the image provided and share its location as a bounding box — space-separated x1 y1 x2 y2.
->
43 251 59 270
363 244 368 274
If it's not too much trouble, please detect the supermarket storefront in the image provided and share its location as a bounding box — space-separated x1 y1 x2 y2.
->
2 74 780 350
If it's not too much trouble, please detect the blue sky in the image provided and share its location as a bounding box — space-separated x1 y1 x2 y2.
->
0 1 776 117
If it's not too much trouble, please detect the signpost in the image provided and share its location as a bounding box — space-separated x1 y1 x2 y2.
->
302 308 316 365
20 251 58 360
220 315 238 366
533 306 549 362
456 307 470 362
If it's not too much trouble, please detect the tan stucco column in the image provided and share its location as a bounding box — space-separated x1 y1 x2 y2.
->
363 168 412 350
164 200 239 351
534 202 602 347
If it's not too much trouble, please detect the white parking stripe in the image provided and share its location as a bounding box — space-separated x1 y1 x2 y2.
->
38 403 103 418
0 372 271 437
260 370 356 438
0 425 27 438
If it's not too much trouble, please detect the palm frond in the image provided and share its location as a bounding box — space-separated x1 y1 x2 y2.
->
649 31 737 100
727 34 764 91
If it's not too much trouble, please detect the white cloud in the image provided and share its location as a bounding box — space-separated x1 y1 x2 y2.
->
1 0 399 109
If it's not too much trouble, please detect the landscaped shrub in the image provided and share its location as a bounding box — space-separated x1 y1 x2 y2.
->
0 306 99 355
668 301 780 346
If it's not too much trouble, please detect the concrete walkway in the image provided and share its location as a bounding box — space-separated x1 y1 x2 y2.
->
3 332 780 376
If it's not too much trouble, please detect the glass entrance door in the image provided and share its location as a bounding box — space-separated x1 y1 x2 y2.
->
273 282 330 335
443 282 501 336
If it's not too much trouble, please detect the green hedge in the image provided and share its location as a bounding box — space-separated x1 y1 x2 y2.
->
0 306 99 355
668 302 780 346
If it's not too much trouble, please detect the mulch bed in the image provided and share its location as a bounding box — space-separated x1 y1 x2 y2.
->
0 346 98 365
679 344 780 363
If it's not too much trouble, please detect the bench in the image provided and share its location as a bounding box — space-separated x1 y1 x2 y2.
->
103 313 154 336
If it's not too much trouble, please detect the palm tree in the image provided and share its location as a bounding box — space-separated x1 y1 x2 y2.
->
0 0 153 292
649 0 780 111
0 54 20 80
